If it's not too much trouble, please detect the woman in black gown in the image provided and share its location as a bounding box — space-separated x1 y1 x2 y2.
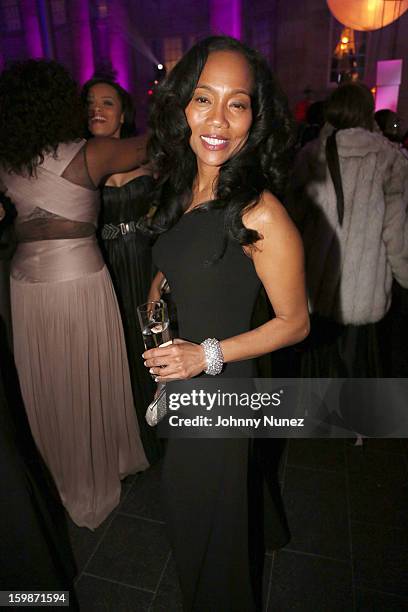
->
143 37 310 611
82 78 161 463
0 196 77 605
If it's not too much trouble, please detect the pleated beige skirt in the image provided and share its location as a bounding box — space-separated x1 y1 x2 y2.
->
11 238 149 529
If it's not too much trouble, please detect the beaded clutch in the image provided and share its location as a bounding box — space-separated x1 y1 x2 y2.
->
145 386 167 427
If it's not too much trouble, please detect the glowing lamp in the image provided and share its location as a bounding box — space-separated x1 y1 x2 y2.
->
148 89 154 96
341 36 349 43
327 0 408 31
157 63 164 70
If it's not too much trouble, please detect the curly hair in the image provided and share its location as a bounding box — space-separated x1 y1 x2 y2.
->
81 77 136 139
147 36 295 246
0 59 86 176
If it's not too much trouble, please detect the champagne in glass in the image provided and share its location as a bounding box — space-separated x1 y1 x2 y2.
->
142 319 171 350
137 300 172 354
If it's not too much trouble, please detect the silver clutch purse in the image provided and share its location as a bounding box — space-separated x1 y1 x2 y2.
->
145 386 167 427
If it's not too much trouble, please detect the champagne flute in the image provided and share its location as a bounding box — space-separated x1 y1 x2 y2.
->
137 300 171 355
137 300 171 425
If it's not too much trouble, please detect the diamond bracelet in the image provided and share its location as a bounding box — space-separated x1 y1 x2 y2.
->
200 338 224 376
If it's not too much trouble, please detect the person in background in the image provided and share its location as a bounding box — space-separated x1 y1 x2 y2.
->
289 83 408 379
0 196 77 602
82 77 161 463
299 100 327 148
375 108 401 143
294 85 313 123
374 108 408 374
402 129 408 158
0 59 149 530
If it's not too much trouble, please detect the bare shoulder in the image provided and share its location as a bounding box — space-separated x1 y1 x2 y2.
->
84 137 115 164
85 136 115 152
86 135 146 160
243 191 297 239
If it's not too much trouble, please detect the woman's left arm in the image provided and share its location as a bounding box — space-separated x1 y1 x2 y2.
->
144 193 310 380
222 192 310 362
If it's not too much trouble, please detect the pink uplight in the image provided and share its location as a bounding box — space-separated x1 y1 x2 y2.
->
375 85 400 113
21 0 44 57
109 0 131 90
71 0 94 83
210 0 242 39
375 59 403 112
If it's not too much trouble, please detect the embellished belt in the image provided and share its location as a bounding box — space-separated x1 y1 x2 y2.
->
101 221 138 240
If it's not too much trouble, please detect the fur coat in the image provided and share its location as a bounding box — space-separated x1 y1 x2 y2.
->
290 126 408 325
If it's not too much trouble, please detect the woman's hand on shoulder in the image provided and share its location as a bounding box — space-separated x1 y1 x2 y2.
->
143 339 207 381
85 134 148 186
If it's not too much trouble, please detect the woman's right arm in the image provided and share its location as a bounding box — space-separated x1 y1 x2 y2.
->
148 271 165 302
85 135 148 187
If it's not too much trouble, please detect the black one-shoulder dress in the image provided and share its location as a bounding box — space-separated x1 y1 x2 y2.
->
101 176 162 463
153 207 289 612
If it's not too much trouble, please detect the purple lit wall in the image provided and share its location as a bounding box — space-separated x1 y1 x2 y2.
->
94 9 110 66
375 59 403 112
21 0 44 57
109 0 131 91
70 0 94 84
37 0 54 59
210 0 242 39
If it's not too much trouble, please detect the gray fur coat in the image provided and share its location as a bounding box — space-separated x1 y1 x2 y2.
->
290 126 408 325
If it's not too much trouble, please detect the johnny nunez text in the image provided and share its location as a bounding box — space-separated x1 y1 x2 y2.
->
168 415 305 428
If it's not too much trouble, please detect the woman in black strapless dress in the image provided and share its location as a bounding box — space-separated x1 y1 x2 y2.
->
83 79 161 464
143 37 310 611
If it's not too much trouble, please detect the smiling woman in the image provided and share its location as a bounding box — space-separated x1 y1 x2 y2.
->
185 51 253 175
83 79 135 139
142 36 309 611
88 86 121 133
81 77 161 464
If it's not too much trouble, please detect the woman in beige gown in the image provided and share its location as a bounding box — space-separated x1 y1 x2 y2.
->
0 59 149 529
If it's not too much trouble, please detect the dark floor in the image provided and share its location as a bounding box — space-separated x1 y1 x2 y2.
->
69 438 408 612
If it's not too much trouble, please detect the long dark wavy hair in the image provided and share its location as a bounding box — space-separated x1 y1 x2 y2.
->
147 36 295 247
81 77 136 139
0 59 85 176
325 82 374 224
